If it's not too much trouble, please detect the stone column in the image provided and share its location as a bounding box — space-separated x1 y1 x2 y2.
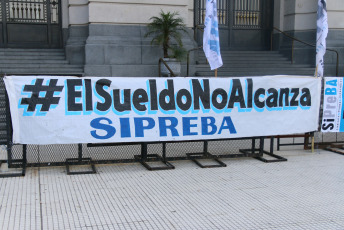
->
273 0 344 76
325 1 344 76
65 0 90 65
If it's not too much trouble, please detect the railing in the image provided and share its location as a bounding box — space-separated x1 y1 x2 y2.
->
187 25 203 77
196 0 228 26
187 47 202 77
158 58 176 77
271 27 339 76
4 0 59 24
233 0 261 28
188 25 221 77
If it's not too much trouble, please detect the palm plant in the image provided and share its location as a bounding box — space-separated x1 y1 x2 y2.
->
145 11 188 60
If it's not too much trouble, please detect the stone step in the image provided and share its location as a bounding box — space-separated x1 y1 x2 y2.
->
195 70 315 77
196 64 312 69
0 59 69 64
197 56 289 62
196 67 315 72
0 63 82 68
0 51 65 56
196 61 294 66
0 55 66 60
200 51 282 57
0 68 84 75
218 50 280 54
0 48 64 52
0 48 85 138
195 50 314 77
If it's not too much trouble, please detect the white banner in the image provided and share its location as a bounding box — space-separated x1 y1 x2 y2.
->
203 0 223 70
4 76 321 145
321 77 344 132
316 0 328 77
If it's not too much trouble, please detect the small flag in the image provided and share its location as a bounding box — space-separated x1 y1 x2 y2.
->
315 0 328 77
203 0 223 70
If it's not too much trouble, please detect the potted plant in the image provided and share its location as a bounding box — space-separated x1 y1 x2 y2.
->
145 11 188 76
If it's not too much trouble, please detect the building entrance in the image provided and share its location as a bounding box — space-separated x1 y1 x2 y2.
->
0 0 62 48
195 0 273 50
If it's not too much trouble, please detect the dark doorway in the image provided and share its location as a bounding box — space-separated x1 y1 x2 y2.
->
0 0 62 48
195 0 274 50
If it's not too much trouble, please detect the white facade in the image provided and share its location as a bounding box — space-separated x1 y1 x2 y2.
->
62 0 344 76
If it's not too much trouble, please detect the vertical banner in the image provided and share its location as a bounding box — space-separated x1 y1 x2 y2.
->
315 0 328 77
322 77 344 132
203 0 223 70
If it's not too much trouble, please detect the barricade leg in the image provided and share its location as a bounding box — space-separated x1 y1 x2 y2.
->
239 137 261 157
253 137 288 163
0 91 26 177
186 141 227 168
135 142 175 171
0 144 26 178
324 143 344 155
65 144 96 175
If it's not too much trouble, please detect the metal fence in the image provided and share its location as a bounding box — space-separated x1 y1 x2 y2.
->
0 75 286 176
8 139 268 166
1 76 342 177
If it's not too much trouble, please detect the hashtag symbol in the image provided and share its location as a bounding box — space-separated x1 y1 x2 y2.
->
20 78 64 113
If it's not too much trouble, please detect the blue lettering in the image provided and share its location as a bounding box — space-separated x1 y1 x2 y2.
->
120 118 131 138
183 117 198 136
201 117 217 135
90 117 116 139
158 117 179 137
326 79 337 87
325 88 336 95
134 117 155 137
218 116 237 134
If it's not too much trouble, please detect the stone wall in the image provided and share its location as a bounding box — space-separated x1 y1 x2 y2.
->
273 0 344 76
64 0 197 76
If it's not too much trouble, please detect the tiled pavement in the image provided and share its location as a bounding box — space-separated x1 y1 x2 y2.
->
1 149 344 230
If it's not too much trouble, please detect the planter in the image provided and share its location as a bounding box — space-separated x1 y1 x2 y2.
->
160 58 181 77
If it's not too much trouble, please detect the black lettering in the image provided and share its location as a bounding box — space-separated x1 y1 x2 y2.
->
290 88 299 107
84 79 93 111
228 79 246 109
266 88 278 108
67 79 83 112
254 88 265 109
159 80 176 111
132 89 148 112
192 79 210 110
95 79 112 112
300 88 311 106
176 89 192 111
149 80 158 111
247 79 253 108
212 88 228 109
279 88 289 107
113 89 131 112
322 123 334 131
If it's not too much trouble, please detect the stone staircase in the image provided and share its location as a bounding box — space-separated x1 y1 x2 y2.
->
0 48 84 76
0 48 84 145
195 50 315 77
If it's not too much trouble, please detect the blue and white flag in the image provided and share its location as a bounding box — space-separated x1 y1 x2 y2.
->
203 0 223 70
315 0 328 77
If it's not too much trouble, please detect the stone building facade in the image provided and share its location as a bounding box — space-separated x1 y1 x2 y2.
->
0 0 343 76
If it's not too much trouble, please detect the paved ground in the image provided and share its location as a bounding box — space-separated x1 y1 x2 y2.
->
1 148 344 230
